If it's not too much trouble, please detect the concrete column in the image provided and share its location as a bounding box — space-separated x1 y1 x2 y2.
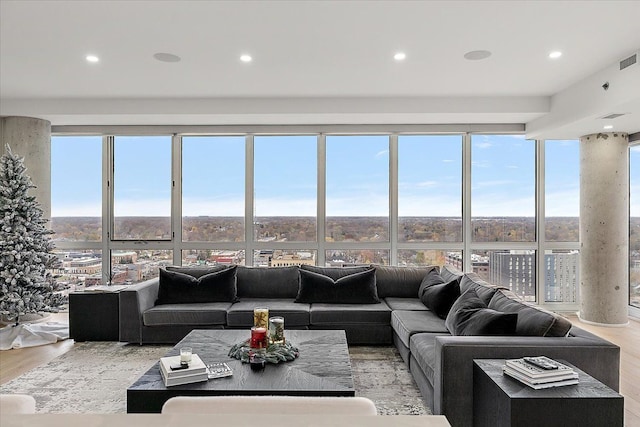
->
0 116 52 220
580 132 629 326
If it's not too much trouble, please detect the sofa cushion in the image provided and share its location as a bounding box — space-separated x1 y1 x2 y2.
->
410 332 449 385
459 272 505 305
445 288 518 336
488 289 572 337
309 301 392 325
391 310 448 348
417 268 446 298
156 265 238 305
420 278 461 319
439 264 465 284
300 265 371 280
384 297 428 311
165 265 228 278
295 267 379 304
236 266 300 299
226 299 310 327
143 302 231 326
374 265 438 298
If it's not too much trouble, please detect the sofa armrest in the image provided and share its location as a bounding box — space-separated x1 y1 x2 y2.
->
119 278 159 344
433 326 619 427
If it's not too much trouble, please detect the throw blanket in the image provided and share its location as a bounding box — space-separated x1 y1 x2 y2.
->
0 322 69 350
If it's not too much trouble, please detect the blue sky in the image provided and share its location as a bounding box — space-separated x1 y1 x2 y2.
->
50 134 619 218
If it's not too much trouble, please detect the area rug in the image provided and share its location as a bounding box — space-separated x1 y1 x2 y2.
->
0 342 430 415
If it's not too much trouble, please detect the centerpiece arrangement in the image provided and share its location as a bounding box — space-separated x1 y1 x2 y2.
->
228 308 299 367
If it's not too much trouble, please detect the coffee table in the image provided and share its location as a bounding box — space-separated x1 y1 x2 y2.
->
127 329 355 413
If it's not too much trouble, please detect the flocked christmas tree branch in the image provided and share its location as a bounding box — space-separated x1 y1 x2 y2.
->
0 144 65 324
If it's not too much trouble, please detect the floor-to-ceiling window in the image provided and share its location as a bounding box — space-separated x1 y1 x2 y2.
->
181 136 246 265
51 127 583 311
254 135 317 266
111 136 173 282
325 135 390 265
543 139 580 304
470 135 536 301
51 136 103 288
630 143 640 309
398 134 463 267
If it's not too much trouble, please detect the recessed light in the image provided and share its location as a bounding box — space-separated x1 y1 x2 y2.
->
394 52 406 61
464 50 492 61
86 55 99 63
153 52 181 63
549 51 562 59
603 125 613 130
240 54 252 63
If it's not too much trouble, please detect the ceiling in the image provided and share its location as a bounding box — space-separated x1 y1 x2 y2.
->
1 0 639 139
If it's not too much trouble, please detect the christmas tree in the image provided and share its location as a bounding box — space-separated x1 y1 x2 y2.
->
0 144 64 324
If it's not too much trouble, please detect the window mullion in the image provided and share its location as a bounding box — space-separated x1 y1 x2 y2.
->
245 135 254 266
390 134 398 266
463 133 472 272
103 135 113 284
317 134 326 266
172 134 181 265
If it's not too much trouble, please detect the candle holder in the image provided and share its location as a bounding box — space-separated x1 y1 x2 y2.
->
250 326 268 349
253 307 269 329
249 351 266 371
269 316 285 344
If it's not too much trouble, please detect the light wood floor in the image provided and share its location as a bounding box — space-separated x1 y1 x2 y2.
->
0 312 638 426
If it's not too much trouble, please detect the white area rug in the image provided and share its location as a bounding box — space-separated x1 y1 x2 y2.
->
0 342 430 415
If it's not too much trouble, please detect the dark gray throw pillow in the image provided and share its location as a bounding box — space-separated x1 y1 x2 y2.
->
156 265 238 305
417 268 445 298
445 288 517 336
300 264 372 281
164 264 227 279
295 267 379 304
420 278 461 319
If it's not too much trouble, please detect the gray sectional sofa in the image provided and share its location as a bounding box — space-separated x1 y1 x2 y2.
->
118 264 620 427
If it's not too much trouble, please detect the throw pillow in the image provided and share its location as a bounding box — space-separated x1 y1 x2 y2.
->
300 264 372 281
156 265 238 305
164 265 227 279
420 278 461 319
417 268 445 298
295 267 379 304
445 288 517 336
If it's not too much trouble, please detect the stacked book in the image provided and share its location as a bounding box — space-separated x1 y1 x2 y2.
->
159 354 209 387
503 356 579 389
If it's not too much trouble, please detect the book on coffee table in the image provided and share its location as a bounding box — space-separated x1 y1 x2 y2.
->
159 354 209 386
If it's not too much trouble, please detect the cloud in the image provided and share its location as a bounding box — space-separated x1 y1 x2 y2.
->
507 165 519 169
472 161 491 168
375 149 389 158
475 142 493 149
472 180 515 188
417 180 438 187
442 159 454 163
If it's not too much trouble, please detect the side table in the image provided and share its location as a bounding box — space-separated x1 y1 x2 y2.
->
69 287 124 341
473 359 623 427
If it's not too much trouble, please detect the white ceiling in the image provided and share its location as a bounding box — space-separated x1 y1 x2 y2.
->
1 0 639 139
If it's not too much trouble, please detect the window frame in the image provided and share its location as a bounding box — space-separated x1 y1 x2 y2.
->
51 124 584 312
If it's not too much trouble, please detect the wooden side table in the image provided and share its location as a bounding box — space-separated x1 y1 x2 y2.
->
473 359 623 427
69 288 122 341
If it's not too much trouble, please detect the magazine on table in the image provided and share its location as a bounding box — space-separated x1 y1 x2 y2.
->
505 356 574 378
503 356 579 389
